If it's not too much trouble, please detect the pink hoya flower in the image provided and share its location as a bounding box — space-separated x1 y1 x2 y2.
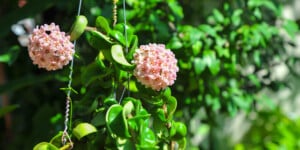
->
28 23 74 71
133 43 179 91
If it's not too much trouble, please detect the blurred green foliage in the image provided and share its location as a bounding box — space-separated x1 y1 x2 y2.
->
235 110 300 150
0 0 299 149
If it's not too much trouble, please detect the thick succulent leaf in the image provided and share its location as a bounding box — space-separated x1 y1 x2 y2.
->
86 30 112 50
95 16 111 33
72 123 97 140
106 104 131 138
33 142 59 150
70 15 88 41
111 44 134 70
109 30 126 46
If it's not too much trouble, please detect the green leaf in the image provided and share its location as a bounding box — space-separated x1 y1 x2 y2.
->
168 0 184 20
199 25 216 36
106 104 131 138
95 16 111 33
85 30 112 50
0 104 19 118
179 25 203 43
33 142 59 150
72 123 97 140
70 15 88 41
123 80 138 93
165 96 177 121
171 122 187 140
50 113 62 124
167 36 183 50
248 74 261 87
104 97 118 108
80 62 106 86
212 9 224 23
205 94 220 111
123 101 135 118
216 46 230 58
127 35 138 60
253 50 261 66
49 131 63 147
153 117 168 139
177 138 187 150
156 108 167 122
0 45 20 65
109 30 126 46
202 50 220 75
140 123 156 146
114 23 135 47
283 20 298 40
253 8 262 19
91 108 106 127
193 57 205 75
248 0 279 15
192 41 202 56
116 138 135 150
232 9 243 26
111 44 134 70
95 52 106 69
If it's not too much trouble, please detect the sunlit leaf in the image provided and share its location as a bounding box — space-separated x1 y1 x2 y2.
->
109 30 126 46
95 16 111 33
283 20 298 40
193 57 205 75
86 30 112 50
72 123 97 140
70 15 88 41
111 44 134 70
33 142 59 150
212 9 224 23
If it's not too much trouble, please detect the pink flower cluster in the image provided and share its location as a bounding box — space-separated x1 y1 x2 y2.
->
133 43 179 91
28 23 74 71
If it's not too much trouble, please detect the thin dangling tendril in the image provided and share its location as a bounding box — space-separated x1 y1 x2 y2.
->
61 0 83 147
112 0 118 100
113 0 118 27
118 0 130 103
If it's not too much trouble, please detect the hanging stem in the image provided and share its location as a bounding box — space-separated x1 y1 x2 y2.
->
61 0 83 147
113 0 118 27
122 0 131 98
114 0 131 103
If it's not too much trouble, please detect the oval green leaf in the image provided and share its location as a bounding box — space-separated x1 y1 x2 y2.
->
109 30 126 46
72 122 97 140
33 142 59 150
86 30 112 50
104 97 118 108
70 15 88 41
111 44 134 69
123 101 134 117
106 104 131 138
171 122 187 140
95 16 111 33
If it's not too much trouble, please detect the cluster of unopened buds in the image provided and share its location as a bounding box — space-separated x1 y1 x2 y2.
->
27 23 178 90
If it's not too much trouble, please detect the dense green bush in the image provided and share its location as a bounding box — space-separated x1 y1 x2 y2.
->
0 0 299 149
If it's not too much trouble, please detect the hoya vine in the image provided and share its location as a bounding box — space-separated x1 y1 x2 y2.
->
29 0 186 150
